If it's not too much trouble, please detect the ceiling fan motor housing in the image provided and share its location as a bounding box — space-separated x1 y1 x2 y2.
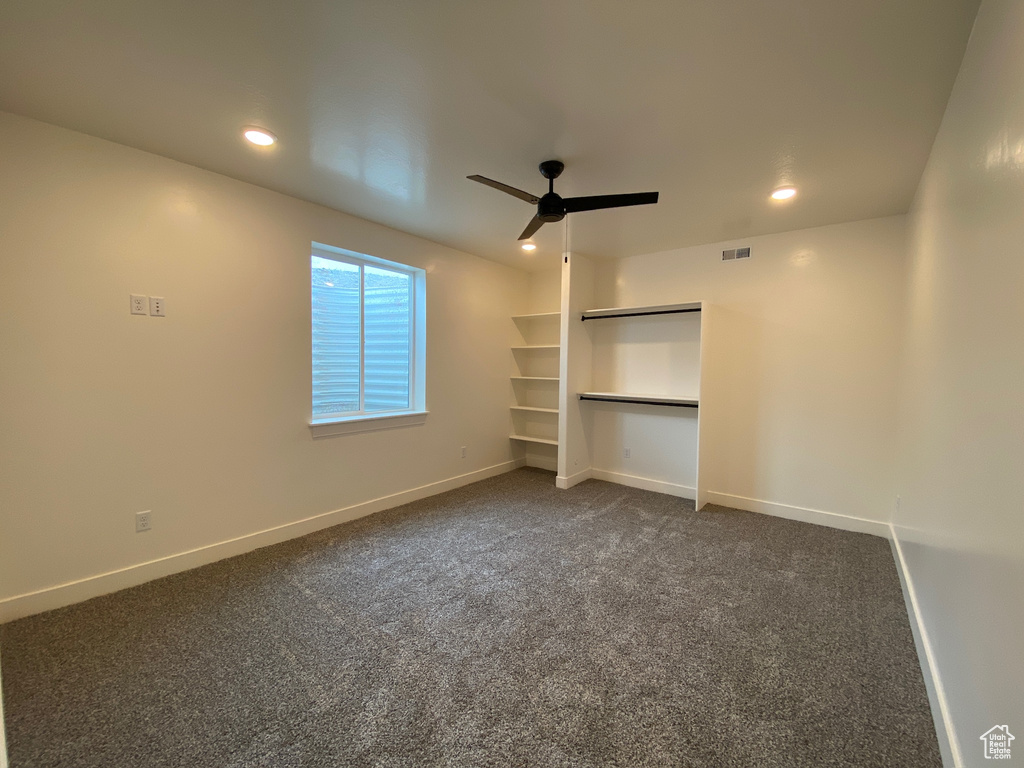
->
538 193 565 222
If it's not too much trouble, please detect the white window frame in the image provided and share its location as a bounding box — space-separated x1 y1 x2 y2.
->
309 242 426 437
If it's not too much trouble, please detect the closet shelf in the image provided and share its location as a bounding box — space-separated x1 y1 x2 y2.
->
581 302 702 321
578 392 699 408
509 434 559 446
511 344 560 350
511 376 560 382
511 311 560 320
510 406 559 413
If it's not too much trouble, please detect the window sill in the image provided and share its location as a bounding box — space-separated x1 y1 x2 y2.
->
309 410 428 438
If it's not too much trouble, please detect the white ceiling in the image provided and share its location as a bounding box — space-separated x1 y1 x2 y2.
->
0 0 979 270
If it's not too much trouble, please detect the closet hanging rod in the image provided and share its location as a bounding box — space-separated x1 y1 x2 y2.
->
580 302 702 321
578 392 699 408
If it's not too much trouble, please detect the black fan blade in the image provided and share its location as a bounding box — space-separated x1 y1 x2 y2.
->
563 191 659 213
467 175 539 204
518 216 545 240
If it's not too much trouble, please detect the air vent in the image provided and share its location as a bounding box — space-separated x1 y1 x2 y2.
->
722 247 751 261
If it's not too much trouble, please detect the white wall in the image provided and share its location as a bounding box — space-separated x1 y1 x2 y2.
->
524 266 562 314
895 1 1024 764
594 216 907 526
557 253 595 486
0 111 527 619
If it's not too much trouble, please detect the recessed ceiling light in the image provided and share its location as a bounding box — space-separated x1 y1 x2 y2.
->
771 187 797 201
243 127 277 146
521 243 537 251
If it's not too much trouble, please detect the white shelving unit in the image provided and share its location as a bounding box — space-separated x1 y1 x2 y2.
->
559 283 712 508
508 255 715 505
511 311 560 321
578 392 699 408
579 300 704 412
509 434 559 446
510 306 561 471
580 301 702 321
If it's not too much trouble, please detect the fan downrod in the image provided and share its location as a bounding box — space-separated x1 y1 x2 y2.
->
537 160 566 221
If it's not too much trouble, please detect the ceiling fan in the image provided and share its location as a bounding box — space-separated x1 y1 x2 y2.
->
468 160 659 240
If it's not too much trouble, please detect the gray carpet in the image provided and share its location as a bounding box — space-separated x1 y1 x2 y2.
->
1 469 939 767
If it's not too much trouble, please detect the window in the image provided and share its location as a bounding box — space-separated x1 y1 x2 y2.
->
310 243 425 434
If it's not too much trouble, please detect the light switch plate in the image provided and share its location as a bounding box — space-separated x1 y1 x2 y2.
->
130 294 148 315
149 296 166 317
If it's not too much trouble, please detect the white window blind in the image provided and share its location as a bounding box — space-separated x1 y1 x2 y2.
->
311 253 416 421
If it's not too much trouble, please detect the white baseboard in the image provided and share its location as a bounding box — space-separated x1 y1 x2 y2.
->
0 459 525 624
704 490 890 537
0 664 6 768
889 528 962 768
590 469 695 500
556 467 592 489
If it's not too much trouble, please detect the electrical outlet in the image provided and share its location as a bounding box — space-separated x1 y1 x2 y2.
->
130 294 148 315
460 446 467 459
149 296 166 317
135 510 152 533
895 495 901 514
623 447 631 459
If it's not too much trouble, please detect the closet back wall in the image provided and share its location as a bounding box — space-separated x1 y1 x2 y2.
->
0 111 526 619
593 216 907 524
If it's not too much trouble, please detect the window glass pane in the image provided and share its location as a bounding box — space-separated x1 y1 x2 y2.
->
363 264 411 412
311 256 360 418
